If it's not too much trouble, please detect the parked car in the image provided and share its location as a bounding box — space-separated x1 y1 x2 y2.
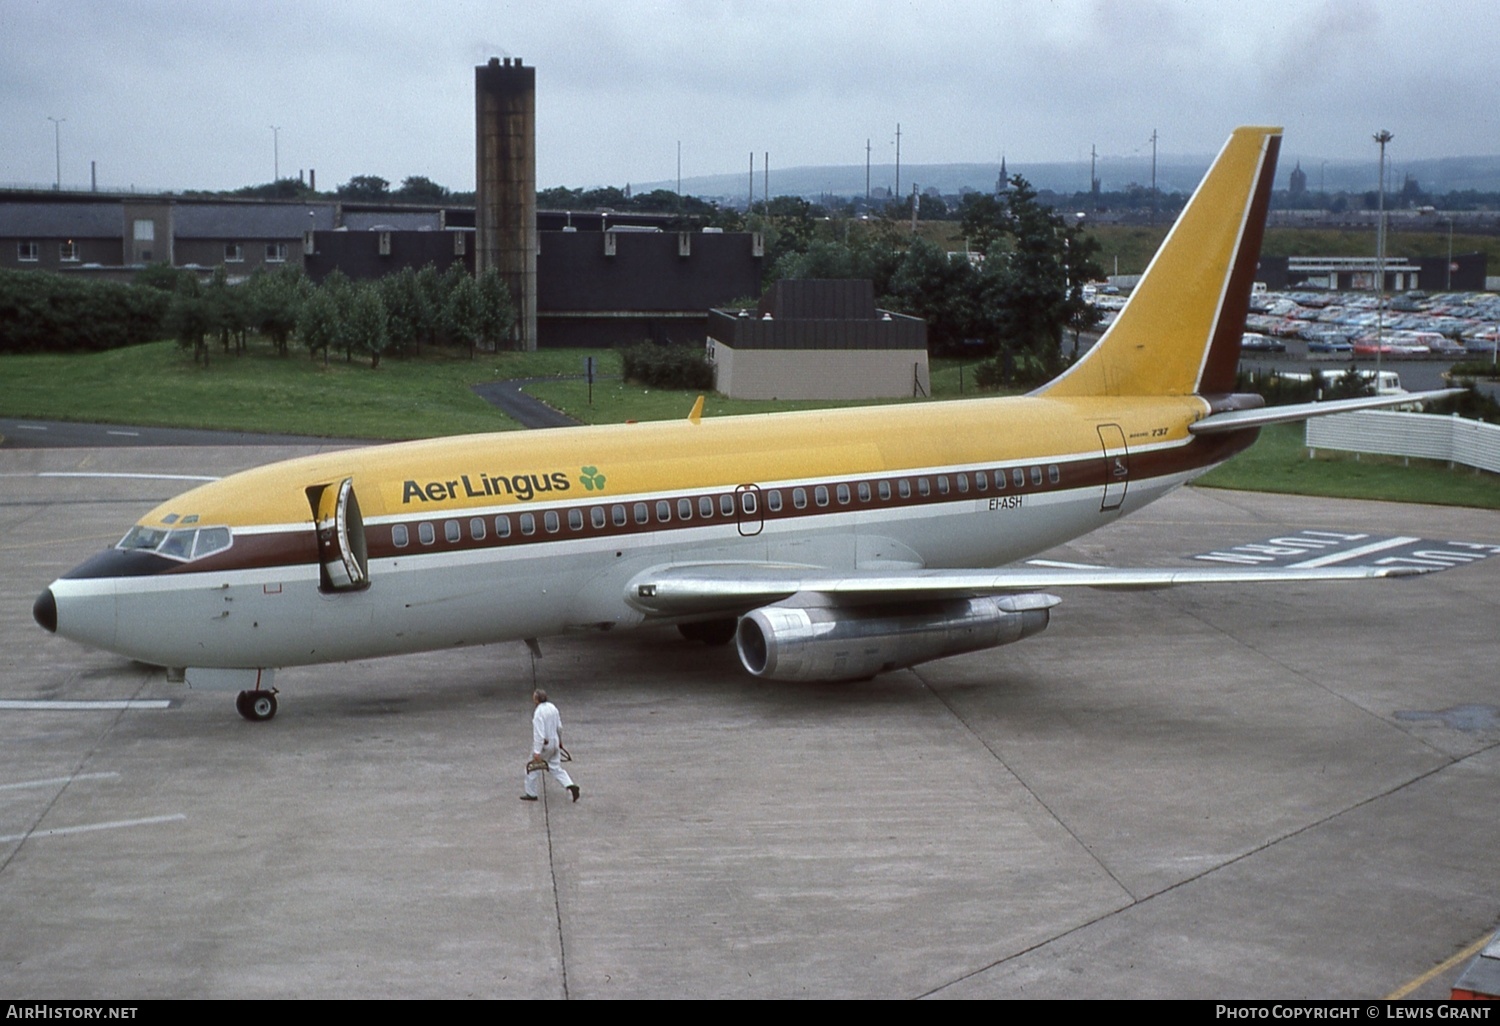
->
1241 332 1286 353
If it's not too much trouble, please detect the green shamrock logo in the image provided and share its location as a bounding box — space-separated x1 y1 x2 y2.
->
580 466 606 491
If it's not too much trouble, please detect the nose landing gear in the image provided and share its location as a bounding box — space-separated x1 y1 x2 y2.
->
235 688 279 722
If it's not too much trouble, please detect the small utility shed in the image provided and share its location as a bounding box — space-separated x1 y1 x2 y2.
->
707 279 928 400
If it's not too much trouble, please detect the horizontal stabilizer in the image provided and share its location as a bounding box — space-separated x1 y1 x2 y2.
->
1190 389 1467 434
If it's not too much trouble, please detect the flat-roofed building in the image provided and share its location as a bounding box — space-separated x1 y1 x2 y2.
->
708 279 929 400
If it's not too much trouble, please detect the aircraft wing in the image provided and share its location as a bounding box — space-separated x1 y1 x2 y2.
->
625 560 1425 617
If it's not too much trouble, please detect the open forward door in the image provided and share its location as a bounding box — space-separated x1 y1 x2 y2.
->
306 477 369 592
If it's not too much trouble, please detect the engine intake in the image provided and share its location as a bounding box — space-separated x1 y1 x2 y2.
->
735 592 1056 682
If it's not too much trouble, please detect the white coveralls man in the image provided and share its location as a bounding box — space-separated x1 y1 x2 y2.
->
521 689 579 802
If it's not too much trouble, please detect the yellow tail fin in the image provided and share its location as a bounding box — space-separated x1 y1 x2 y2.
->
1039 125 1282 399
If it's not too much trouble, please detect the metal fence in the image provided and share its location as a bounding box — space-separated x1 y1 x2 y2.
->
1305 411 1500 474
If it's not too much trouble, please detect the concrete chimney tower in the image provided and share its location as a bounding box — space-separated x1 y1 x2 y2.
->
475 57 537 351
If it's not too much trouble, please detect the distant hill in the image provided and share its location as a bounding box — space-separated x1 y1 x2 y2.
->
636 154 1500 203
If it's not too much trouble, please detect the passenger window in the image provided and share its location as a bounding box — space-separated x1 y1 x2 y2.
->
792 488 807 510
699 496 714 518
634 503 649 525
956 475 969 494
857 482 871 502
591 507 606 529
836 484 850 505
519 514 535 536
392 524 409 548
1048 464 1060 484
898 479 911 499
766 490 782 513
974 473 987 493
1030 466 1043 487
656 501 671 522
917 478 930 497
495 516 511 538
445 520 461 543
1012 468 1025 489
419 522 436 545
612 505 627 527
994 470 1006 490
469 518 486 541
740 491 758 515
544 511 560 533
719 494 735 517
678 498 692 520
814 485 829 507
878 481 892 501
937 476 949 496
568 509 584 530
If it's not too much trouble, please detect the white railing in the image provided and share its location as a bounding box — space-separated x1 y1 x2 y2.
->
1305 410 1500 474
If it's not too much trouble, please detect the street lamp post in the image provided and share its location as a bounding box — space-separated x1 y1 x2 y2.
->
46 116 65 191
1373 129 1393 389
270 125 281 182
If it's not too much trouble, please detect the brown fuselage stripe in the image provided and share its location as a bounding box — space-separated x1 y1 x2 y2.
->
156 431 1256 577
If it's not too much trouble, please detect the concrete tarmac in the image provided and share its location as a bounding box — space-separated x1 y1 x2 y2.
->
2 445 1497 999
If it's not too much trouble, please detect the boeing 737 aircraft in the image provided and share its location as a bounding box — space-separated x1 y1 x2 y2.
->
32 126 1458 720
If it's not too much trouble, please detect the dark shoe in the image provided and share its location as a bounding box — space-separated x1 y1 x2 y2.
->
568 785 580 803
519 794 538 801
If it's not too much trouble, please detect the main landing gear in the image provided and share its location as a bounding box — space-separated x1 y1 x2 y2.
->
235 688 279 722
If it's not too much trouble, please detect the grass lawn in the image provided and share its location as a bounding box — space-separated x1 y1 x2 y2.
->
1196 421 1500 509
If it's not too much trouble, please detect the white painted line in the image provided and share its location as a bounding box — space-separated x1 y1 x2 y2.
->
0 772 120 792
0 699 173 711
1289 536 1422 568
1027 559 1107 569
12 424 47 431
105 430 141 437
0 813 186 844
39 471 219 482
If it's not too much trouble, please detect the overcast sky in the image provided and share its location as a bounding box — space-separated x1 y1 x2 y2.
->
4 0 1497 195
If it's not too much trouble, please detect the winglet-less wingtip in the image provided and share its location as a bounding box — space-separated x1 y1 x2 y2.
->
688 395 705 425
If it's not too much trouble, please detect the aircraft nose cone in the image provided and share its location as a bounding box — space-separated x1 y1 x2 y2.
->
33 588 57 633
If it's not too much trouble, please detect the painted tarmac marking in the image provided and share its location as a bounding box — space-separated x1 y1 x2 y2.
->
12 424 47 431
0 699 173 711
0 813 186 845
1194 532 1500 571
0 772 120 792
1386 930 1493 1000
1288 536 1420 568
106 430 140 437
38 471 219 482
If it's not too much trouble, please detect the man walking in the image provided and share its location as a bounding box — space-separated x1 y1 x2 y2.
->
521 688 580 803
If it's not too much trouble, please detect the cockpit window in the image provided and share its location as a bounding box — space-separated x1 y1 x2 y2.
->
158 530 195 559
117 524 232 562
118 526 169 551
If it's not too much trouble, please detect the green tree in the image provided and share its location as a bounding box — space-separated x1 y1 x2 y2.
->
346 282 391 368
474 267 517 352
166 276 213 365
336 175 391 202
246 265 310 356
296 286 340 365
395 176 450 202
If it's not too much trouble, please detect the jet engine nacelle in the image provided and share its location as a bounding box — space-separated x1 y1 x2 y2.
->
734 592 1058 682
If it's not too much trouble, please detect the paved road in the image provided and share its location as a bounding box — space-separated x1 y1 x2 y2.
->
470 376 597 429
